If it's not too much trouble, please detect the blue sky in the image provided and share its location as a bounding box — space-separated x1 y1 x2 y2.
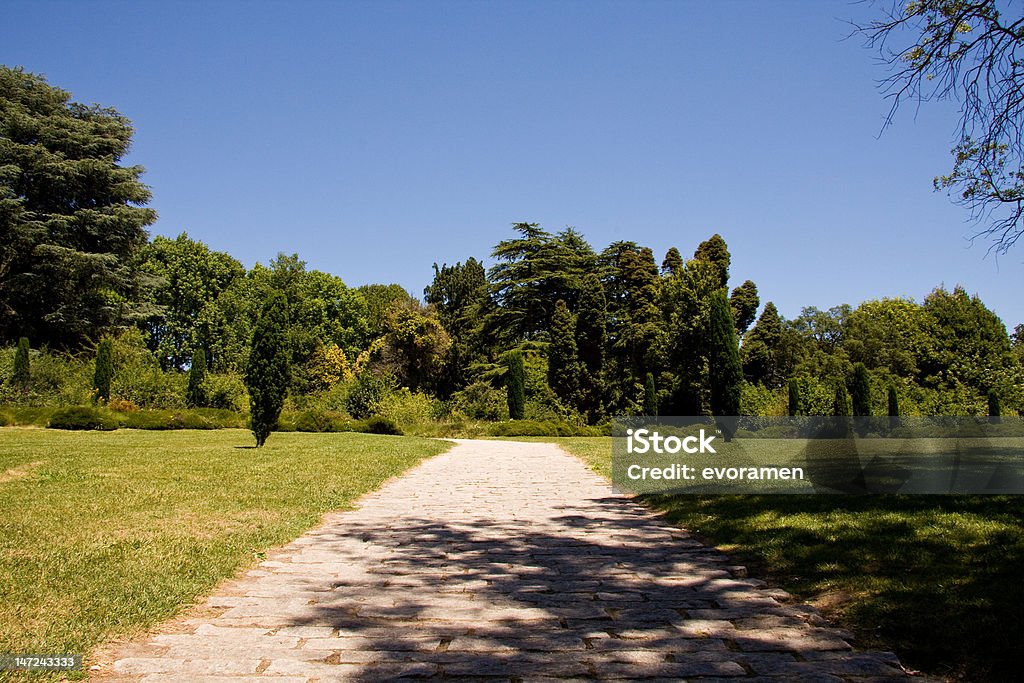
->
3 0 1021 329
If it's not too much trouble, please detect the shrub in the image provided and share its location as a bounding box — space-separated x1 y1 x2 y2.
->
293 409 348 433
107 398 140 413
186 349 207 407
359 416 402 435
506 351 525 420
0 410 11 427
343 370 393 419
450 381 507 421
93 338 114 403
12 337 30 391
202 373 248 411
49 406 120 431
375 389 441 432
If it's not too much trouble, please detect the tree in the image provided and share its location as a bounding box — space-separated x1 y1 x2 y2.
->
374 299 451 393
888 385 901 430
93 338 114 403
12 336 30 391
788 378 801 417
575 273 607 422
661 247 683 276
245 292 290 447
833 382 851 417
547 300 581 410
857 1 1024 253
988 388 1001 417
186 347 207 408
851 362 872 417
694 234 730 288
729 280 759 335
644 372 658 416
742 302 785 387
0 67 157 347
506 350 525 420
425 258 488 395
708 290 742 438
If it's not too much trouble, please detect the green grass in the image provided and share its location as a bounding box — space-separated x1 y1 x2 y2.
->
0 428 450 680
552 436 1024 681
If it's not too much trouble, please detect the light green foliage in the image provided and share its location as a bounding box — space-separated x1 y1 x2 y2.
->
93 338 114 403
245 292 290 446
661 247 683 277
358 283 417 341
450 380 508 421
343 369 395 419
373 299 451 393
0 67 156 348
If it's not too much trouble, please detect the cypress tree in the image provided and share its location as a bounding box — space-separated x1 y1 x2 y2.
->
245 292 290 447
575 274 606 422
988 389 1001 418
643 372 658 416
186 347 207 408
887 385 900 431
93 338 114 403
506 350 525 420
547 300 582 410
661 247 683 276
788 378 800 417
851 363 872 417
833 382 851 416
708 289 742 439
12 337 30 391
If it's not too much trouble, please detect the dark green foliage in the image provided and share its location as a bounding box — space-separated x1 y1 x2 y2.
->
833 382 851 416
360 416 403 435
643 372 657 416
694 234 731 288
424 258 488 395
49 406 120 431
661 247 683 276
742 302 787 388
547 300 582 410
575 273 606 422
729 280 759 335
888 385 900 430
851 362 872 417
506 350 525 420
244 292 290 447
988 389 1001 418
0 67 156 348
788 378 801 417
12 337 30 390
185 348 207 407
344 370 392 419
93 338 114 403
708 289 742 422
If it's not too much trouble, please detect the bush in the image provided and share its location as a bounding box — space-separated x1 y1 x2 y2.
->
49 406 120 431
0 410 11 427
293 409 348 433
450 381 508 421
375 389 441 432
358 416 402 435
121 408 243 430
201 373 248 411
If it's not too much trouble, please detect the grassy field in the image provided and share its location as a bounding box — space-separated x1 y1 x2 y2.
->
551 436 1024 682
0 428 450 680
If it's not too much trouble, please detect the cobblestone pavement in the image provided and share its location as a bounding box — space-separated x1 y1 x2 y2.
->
97 439 913 682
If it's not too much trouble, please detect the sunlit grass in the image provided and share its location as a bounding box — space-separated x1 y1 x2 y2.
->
0 428 450 680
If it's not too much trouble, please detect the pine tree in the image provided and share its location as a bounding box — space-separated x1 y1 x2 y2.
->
694 234 731 288
93 338 114 403
186 347 207 408
708 290 742 439
575 273 606 422
788 378 800 417
12 337 30 391
547 300 582 410
245 292 290 447
851 363 872 417
506 350 525 420
643 372 658 416
661 247 683 277
729 280 759 335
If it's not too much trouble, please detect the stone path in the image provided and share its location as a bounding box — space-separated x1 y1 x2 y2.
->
97 439 912 682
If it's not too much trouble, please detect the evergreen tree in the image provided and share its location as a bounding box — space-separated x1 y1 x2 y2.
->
851 362 872 416
988 389 1001 418
742 302 785 387
0 67 157 348
245 292 290 447
186 347 207 408
575 273 606 422
729 280 759 335
887 385 900 431
661 247 683 277
833 382 851 416
93 338 114 403
506 350 525 420
788 378 801 417
708 290 742 438
12 336 30 391
547 300 582 410
694 234 731 288
643 372 658 416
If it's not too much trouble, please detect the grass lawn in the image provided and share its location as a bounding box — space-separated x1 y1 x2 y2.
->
551 436 1024 682
0 428 450 680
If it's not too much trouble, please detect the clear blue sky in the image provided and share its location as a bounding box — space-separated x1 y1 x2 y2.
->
3 0 1022 329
